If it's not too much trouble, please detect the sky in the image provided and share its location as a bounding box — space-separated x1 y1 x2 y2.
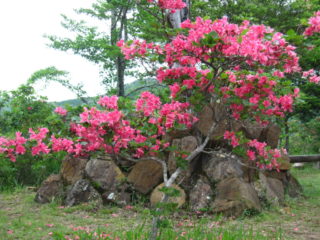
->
0 0 107 102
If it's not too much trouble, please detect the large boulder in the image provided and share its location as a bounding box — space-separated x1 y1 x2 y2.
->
102 183 131 206
242 121 264 140
61 156 88 185
168 136 198 189
195 103 228 140
168 136 198 172
150 183 186 208
35 174 64 204
128 159 163 194
261 171 302 198
258 172 284 204
259 124 281 148
277 153 291 170
212 178 261 217
65 179 102 207
85 158 125 192
202 151 243 183
189 177 213 211
285 173 303 198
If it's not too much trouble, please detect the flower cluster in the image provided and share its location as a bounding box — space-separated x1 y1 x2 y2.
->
147 0 186 12
29 128 50 156
0 92 197 162
302 69 320 84
118 16 308 170
54 107 68 116
247 139 286 170
0 132 27 162
303 11 320 36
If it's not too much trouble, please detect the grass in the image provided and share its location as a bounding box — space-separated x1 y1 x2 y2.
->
0 166 319 239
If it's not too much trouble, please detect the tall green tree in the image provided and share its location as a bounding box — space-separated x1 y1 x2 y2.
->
47 0 135 96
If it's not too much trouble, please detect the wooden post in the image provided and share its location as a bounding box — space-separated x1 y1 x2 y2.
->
289 155 320 163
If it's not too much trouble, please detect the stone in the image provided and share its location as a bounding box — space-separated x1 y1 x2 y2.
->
168 136 198 188
262 171 302 198
196 105 214 136
285 173 303 198
127 159 163 194
259 172 284 204
102 184 131 206
202 151 243 183
181 136 198 153
85 158 125 192
35 174 64 204
65 179 102 207
243 121 264 140
168 139 182 174
168 136 198 174
259 124 281 148
195 103 228 140
263 170 287 182
189 177 213 211
277 153 291 170
212 178 261 217
150 183 186 208
60 156 88 185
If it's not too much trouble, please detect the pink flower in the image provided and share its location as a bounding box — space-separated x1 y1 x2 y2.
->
98 96 118 110
303 11 320 36
54 107 67 116
169 83 181 98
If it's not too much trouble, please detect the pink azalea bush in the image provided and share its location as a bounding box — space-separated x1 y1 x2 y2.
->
0 92 197 162
54 107 68 116
303 11 320 36
0 1 319 171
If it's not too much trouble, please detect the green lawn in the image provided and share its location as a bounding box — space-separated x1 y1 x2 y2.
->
0 166 319 240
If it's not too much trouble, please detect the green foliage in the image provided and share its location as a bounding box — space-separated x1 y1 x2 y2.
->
289 117 320 154
0 85 54 135
191 0 316 33
0 84 80 190
27 66 89 103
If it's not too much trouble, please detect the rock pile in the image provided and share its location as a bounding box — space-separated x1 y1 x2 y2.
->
35 103 302 217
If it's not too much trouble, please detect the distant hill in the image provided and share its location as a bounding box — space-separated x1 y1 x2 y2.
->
53 97 96 107
54 79 164 106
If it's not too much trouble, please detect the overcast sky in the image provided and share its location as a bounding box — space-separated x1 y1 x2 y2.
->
0 0 107 102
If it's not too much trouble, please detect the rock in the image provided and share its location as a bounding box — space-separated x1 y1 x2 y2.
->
278 153 291 170
243 121 263 140
230 119 243 133
285 173 303 198
259 124 281 148
202 151 243 183
85 158 125 192
259 172 284 204
150 183 186 208
196 105 214 136
65 179 102 207
168 136 198 189
212 178 261 217
262 171 302 198
189 177 213 211
61 156 88 185
181 136 198 153
168 139 182 174
195 103 228 140
263 170 287 182
128 159 163 194
102 184 131 206
35 174 64 204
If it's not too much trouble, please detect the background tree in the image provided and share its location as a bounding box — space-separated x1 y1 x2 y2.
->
47 0 134 96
